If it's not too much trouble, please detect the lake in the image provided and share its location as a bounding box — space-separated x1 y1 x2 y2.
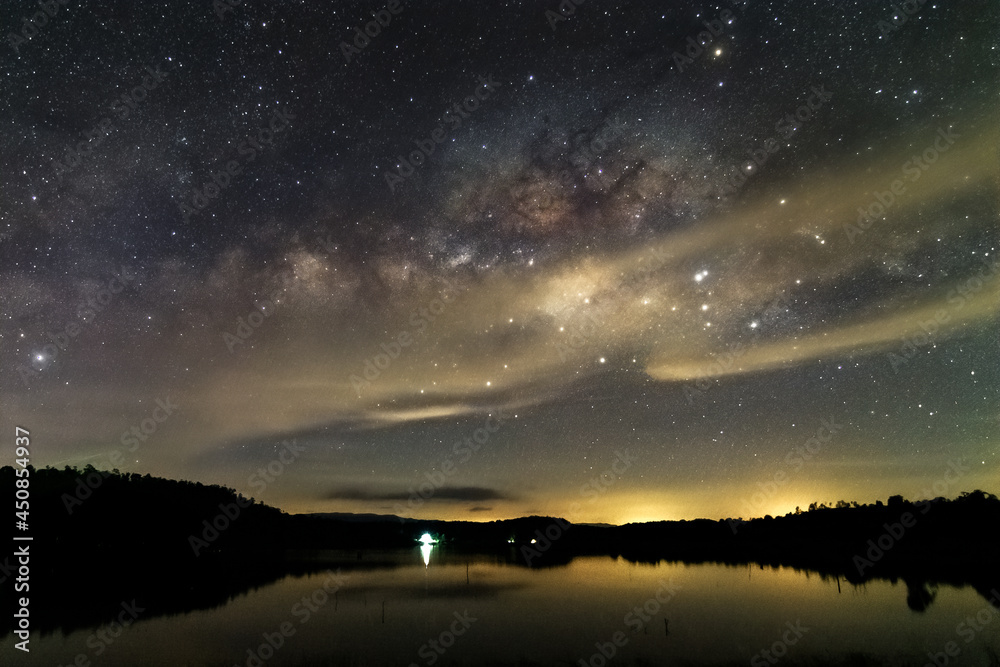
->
9 547 1000 666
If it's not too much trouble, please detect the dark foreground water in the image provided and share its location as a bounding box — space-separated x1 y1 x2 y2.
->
7 548 1000 666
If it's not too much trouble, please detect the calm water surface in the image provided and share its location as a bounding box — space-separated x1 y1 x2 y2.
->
10 548 1000 666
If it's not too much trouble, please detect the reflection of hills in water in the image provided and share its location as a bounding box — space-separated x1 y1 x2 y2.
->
2 465 998 636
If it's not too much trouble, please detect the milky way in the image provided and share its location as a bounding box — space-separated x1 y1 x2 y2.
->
1 0 997 523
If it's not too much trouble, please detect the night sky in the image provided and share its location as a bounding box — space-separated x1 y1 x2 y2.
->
2 0 997 524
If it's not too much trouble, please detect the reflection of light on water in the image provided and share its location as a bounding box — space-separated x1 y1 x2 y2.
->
418 533 437 567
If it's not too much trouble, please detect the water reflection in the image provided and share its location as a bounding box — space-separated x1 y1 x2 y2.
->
421 543 433 567
419 532 437 567
5 554 998 667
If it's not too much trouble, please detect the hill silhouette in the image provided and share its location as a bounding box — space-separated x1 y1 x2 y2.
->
3 465 998 637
